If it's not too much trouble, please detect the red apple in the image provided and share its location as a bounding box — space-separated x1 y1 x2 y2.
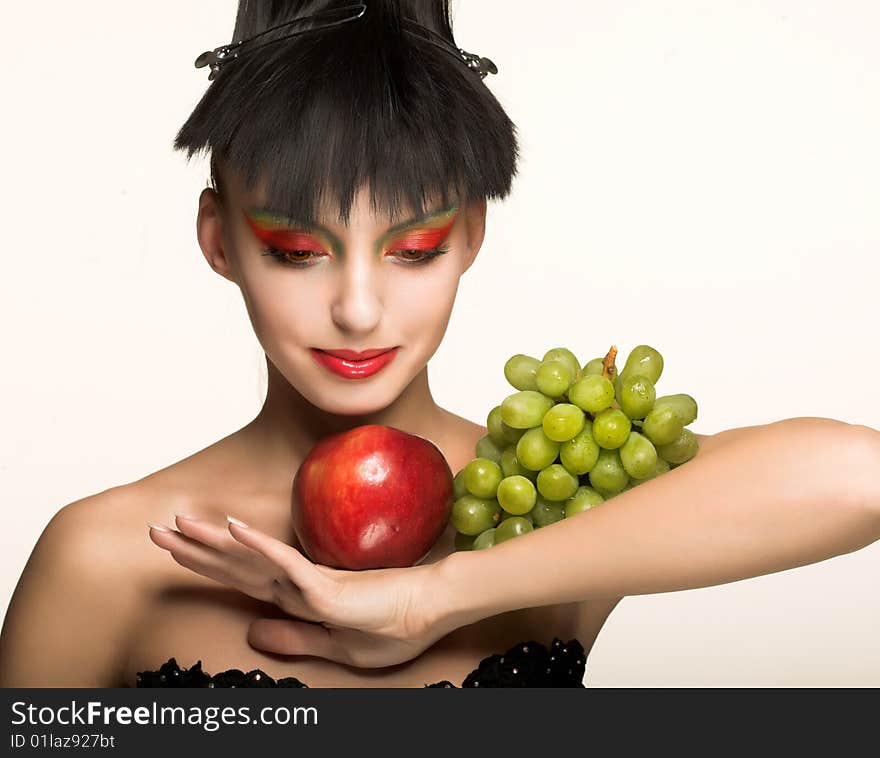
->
291 424 454 570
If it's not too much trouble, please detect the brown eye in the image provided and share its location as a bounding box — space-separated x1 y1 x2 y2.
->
285 250 316 262
262 248 323 267
387 244 450 266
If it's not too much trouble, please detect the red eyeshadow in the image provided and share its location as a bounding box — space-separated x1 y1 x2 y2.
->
244 213 327 250
388 216 456 250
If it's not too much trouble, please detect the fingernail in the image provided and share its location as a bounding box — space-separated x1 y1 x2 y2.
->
147 522 172 532
174 513 199 521
227 515 249 528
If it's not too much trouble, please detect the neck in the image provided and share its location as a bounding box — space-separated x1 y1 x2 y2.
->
239 355 447 481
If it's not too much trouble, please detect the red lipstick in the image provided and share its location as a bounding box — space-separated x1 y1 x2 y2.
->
311 347 400 379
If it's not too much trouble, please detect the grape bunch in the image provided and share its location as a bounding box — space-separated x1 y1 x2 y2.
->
451 345 700 551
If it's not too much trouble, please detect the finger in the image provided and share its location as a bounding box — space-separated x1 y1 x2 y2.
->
172 515 266 563
149 524 326 623
147 523 181 545
248 617 351 665
148 523 276 604
173 514 288 583
226 516 331 599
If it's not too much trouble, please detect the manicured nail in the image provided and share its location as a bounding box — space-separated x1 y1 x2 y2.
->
147 522 172 532
174 513 199 522
227 515 249 528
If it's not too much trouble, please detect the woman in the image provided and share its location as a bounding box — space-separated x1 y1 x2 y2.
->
1 0 878 688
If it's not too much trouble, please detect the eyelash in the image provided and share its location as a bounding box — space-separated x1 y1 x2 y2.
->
261 242 451 269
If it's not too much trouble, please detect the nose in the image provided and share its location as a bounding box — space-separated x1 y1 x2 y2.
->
329 251 383 335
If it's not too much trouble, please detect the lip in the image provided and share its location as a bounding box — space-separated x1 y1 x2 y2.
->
319 348 396 360
310 347 400 379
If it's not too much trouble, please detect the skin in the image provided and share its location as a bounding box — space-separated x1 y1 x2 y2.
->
1 165 879 685
142 418 880 671
0 165 613 686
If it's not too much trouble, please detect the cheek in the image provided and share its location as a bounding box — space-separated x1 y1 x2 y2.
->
386 260 461 341
236 264 328 351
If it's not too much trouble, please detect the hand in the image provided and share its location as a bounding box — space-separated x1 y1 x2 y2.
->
147 515 453 668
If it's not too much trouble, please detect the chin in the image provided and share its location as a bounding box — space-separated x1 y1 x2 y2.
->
298 368 412 417
310 389 401 417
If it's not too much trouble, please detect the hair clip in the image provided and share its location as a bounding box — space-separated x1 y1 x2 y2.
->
194 3 497 82
401 18 498 79
195 3 367 80
457 49 498 79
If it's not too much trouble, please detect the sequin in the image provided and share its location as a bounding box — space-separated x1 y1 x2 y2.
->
136 637 588 688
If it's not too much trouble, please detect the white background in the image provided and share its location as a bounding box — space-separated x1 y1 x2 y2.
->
1 1 878 685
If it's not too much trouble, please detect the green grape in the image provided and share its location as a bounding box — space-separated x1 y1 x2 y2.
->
454 531 476 551
530 494 565 527
588 448 629 493
542 403 586 442
462 457 503 499
475 434 505 465
619 431 659 479
494 516 534 544
516 427 561 470
487 405 507 445
582 357 605 376
537 464 579 501
654 394 698 426
473 527 497 550
453 469 468 500
568 375 615 414
592 485 622 499
632 456 671 483
487 405 524 446
617 374 657 420
542 347 582 384
592 408 632 449
451 495 502 535
500 446 539 482
641 406 683 446
536 360 572 398
500 390 555 429
656 428 699 464
501 509 534 525
564 486 605 517
496 475 537 515
504 354 540 391
559 422 600 475
620 344 664 384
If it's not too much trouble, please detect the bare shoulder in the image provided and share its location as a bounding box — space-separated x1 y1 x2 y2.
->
0 426 297 687
435 409 487 472
0 485 157 686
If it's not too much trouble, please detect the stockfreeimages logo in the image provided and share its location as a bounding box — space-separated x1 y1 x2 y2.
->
10 700 318 732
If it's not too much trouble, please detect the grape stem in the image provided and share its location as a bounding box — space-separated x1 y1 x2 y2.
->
601 345 618 380
602 345 621 410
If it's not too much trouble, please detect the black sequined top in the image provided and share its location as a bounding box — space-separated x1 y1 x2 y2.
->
136 637 587 688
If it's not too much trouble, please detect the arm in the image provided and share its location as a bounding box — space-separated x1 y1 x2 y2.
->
0 496 136 687
144 416 880 668
430 417 880 632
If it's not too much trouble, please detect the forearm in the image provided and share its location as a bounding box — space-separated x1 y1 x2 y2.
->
431 417 880 633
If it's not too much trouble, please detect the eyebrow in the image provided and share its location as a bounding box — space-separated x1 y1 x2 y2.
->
245 200 459 249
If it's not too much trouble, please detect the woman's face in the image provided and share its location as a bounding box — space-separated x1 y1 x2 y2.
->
196 166 486 415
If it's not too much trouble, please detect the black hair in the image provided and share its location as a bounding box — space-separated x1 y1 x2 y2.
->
173 0 519 226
